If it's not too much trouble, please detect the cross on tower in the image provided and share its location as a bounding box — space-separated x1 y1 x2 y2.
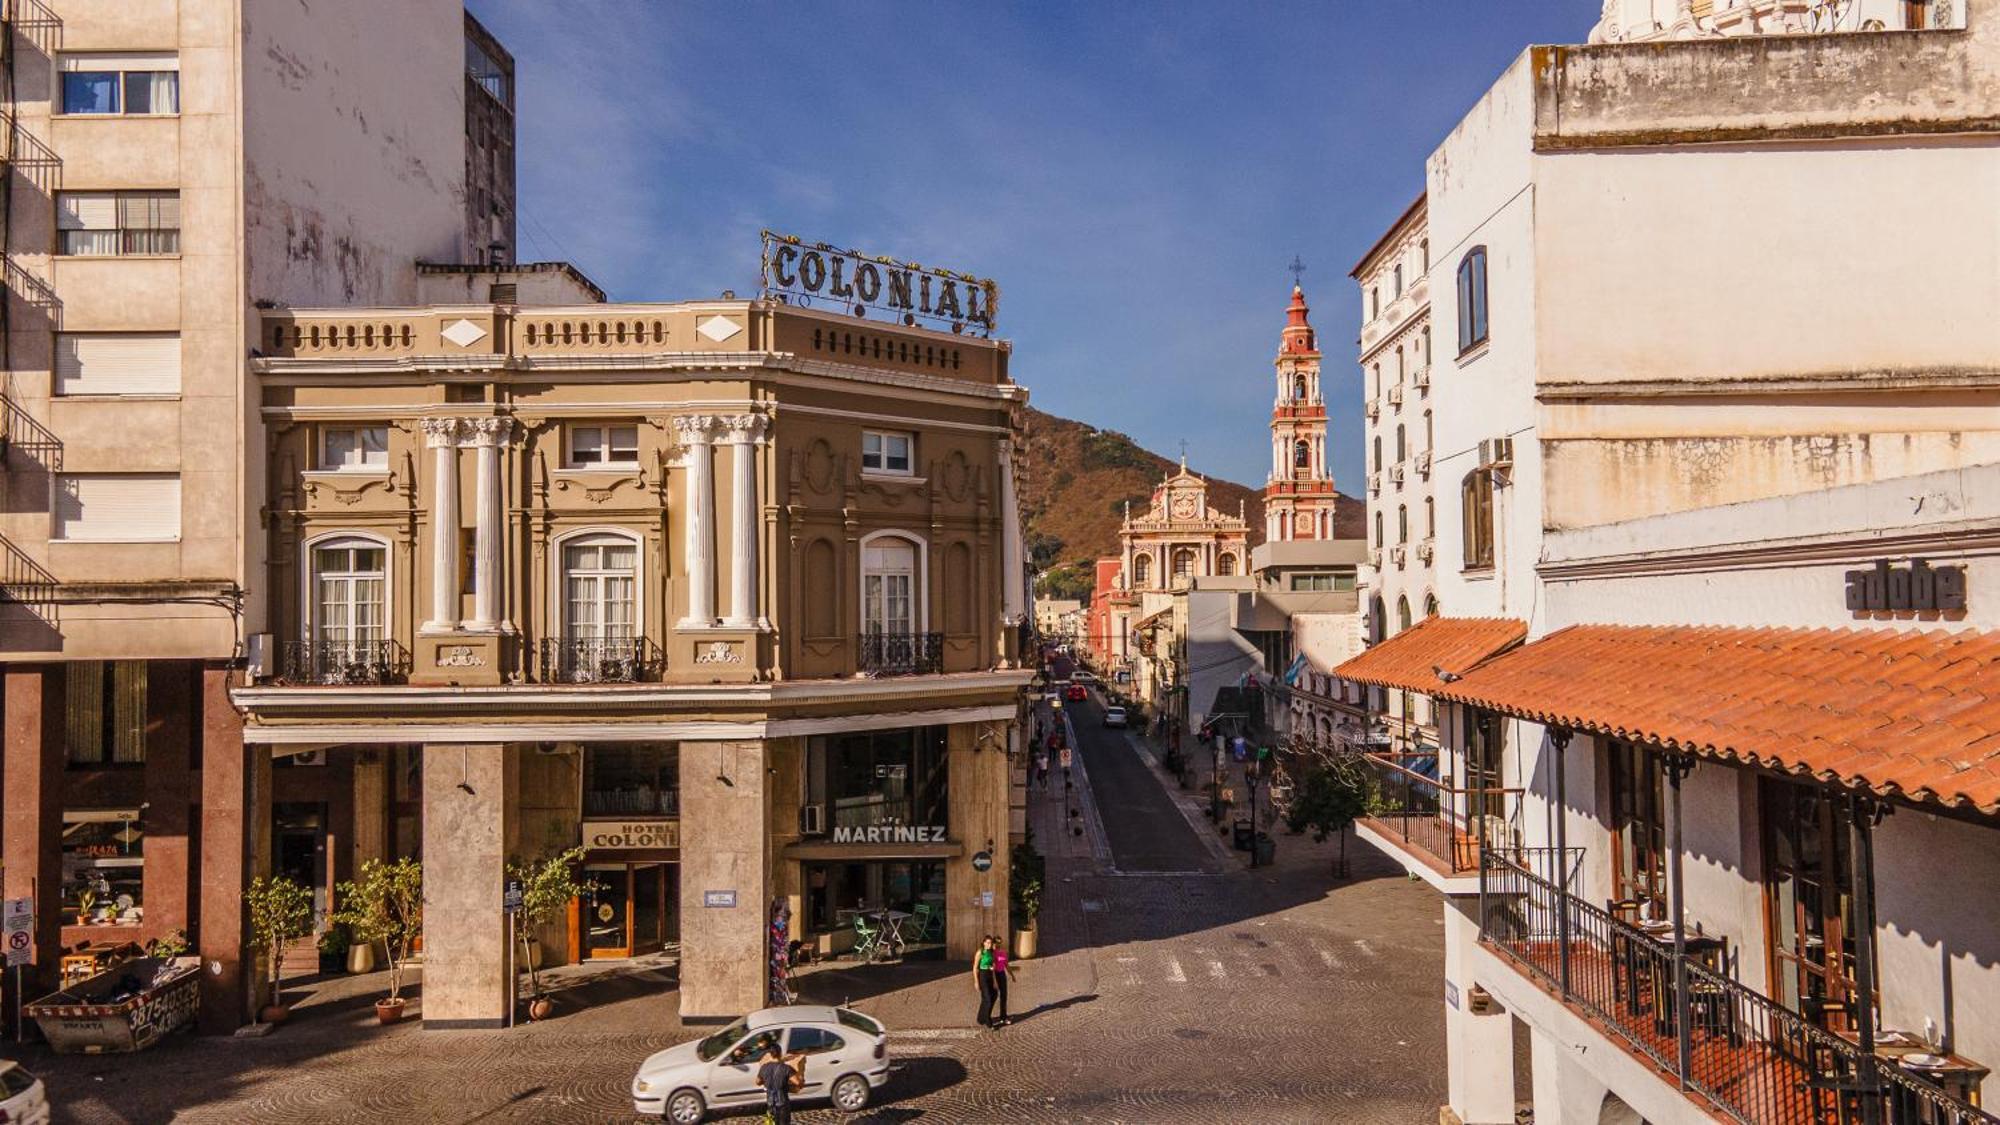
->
1288 255 1307 287
1178 439 1189 470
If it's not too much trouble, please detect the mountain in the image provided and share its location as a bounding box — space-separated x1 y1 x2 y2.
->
1017 407 1364 599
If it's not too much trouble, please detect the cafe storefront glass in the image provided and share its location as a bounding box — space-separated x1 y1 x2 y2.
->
61 810 145 927
808 727 948 836
803 860 946 951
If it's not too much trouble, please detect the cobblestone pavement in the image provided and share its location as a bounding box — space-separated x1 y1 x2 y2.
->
13 696 1448 1124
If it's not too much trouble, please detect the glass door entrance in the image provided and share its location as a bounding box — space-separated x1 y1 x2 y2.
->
578 863 675 959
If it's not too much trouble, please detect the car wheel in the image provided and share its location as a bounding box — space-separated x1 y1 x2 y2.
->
831 1073 872 1112
665 1088 706 1124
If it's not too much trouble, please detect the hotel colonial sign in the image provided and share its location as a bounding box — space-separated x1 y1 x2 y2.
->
582 819 680 851
760 230 999 333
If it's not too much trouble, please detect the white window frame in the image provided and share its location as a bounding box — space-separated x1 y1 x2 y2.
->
321 425 390 472
553 528 642 643
52 473 180 543
857 529 927 634
566 423 640 469
53 332 180 397
57 52 180 118
56 190 181 257
303 532 390 650
860 430 914 476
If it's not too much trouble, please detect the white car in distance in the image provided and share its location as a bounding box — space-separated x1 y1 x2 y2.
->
633 1005 890 1122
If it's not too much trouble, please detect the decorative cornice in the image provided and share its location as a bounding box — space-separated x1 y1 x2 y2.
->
672 414 720 444
1539 519 2000 582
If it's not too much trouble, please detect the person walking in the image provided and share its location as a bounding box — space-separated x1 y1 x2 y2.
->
756 1041 803 1125
973 936 1000 1028
989 933 1017 1027
1032 745 1050 791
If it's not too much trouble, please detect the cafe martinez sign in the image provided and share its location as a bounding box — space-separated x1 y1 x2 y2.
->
832 825 948 845
760 230 999 334
582 819 680 851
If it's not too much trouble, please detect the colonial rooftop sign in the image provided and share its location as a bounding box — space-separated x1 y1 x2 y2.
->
760 230 998 334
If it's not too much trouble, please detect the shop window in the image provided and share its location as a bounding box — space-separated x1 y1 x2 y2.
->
585 744 679 817
804 859 946 942
805 727 948 836
65 661 146 766
61 810 145 925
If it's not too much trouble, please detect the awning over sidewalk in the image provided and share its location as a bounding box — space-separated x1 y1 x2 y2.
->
1430 624 2000 817
1333 616 1527 693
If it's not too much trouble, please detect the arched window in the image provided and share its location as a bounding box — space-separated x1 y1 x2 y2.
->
1462 470 1495 569
1421 239 1430 271
1395 345 1405 383
310 536 386 665
862 534 920 635
1425 496 1435 537
1424 409 1433 450
1392 263 1404 298
1398 505 1408 544
1424 592 1439 618
1373 511 1383 547
1372 435 1382 472
1131 553 1152 587
561 533 639 644
1457 246 1489 353
1369 287 1379 319
1369 595 1386 644
1293 375 1308 402
1294 440 1311 470
1172 547 1197 584
1396 596 1411 632
1395 424 1406 462
1370 363 1381 399
1217 553 1237 576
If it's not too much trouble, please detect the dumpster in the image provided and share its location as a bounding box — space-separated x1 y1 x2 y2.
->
1232 818 1254 851
25 956 200 1053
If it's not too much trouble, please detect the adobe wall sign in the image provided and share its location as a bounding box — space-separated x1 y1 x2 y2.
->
1844 558 1966 614
760 230 998 333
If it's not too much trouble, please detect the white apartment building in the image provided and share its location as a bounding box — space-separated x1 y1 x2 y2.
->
1338 5 2000 1123
0 0 516 1033
1592 0 1963 41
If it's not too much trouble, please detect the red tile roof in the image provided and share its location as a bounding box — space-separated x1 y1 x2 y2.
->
1432 625 2000 817
1334 617 1528 694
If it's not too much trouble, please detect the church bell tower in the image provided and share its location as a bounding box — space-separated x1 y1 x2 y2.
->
1263 284 1339 541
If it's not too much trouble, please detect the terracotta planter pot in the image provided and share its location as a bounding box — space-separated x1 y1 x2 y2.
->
527 996 554 1022
1012 928 1038 960
374 998 406 1025
260 1004 289 1025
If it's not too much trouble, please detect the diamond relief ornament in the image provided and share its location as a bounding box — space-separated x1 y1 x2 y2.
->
441 318 489 348
697 316 742 343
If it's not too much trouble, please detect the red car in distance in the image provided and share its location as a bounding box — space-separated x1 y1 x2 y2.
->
1065 684 1087 702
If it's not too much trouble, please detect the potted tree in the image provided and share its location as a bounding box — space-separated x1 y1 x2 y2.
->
1009 834 1045 960
245 875 315 1024
504 847 597 1021
334 856 423 1024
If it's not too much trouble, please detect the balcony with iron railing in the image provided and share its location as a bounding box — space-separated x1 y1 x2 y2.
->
858 631 944 676
1357 751 1521 878
280 639 406 685
536 635 654 684
1479 849 1997 1125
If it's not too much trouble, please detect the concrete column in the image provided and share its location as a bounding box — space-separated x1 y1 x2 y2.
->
421 418 463 632
1530 1022 1615 1125
719 414 768 629
997 440 1024 627
351 749 388 872
944 722 1011 959
678 740 770 1019
1443 898 1517 1124
675 415 719 629
467 417 513 631
420 742 517 1028
3 666 64 1021
143 660 194 944
198 667 268 1033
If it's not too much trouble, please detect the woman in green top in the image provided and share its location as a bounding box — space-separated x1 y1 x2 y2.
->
973 936 1000 1028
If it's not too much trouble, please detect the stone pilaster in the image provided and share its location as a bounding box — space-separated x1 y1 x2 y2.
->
466 417 513 631
420 742 517 1028
675 416 719 629
718 414 768 629
3 666 63 1027
943 721 1012 960
421 417 463 633
677 740 770 1019
198 667 268 1033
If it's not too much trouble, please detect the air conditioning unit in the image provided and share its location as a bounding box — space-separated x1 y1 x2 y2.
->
1390 546 1407 567
1389 464 1404 485
245 633 274 681
1387 384 1404 407
800 804 826 836
1479 437 1515 470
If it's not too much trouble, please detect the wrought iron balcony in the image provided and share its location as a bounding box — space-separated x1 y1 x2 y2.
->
858 631 944 676
1480 850 1997 1125
281 640 403 685
1359 752 1519 874
537 636 650 684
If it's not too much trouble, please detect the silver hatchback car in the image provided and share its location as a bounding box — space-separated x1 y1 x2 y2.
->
632 1005 890 1122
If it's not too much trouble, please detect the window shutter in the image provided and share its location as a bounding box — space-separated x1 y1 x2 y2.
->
57 192 117 231
61 52 178 72
55 333 180 395
53 474 181 541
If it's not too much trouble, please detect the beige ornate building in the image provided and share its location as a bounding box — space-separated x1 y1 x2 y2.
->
1119 460 1250 594
236 294 1031 1025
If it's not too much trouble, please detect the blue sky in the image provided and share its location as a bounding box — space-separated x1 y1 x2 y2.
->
467 1 1598 492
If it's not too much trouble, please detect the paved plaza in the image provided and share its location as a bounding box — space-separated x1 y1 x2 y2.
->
14 694 1448 1124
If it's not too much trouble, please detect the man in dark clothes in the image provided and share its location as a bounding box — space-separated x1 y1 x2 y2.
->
757 1041 801 1125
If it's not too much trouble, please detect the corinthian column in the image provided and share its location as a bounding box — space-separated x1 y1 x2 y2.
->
718 414 768 629
998 439 1025 626
675 415 719 628
467 416 514 631
421 418 463 633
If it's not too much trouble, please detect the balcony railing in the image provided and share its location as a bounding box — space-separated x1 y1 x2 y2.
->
1480 851 1997 1125
584 786 678 818
1360 752 1520 873
537 636 651 684
858 631 943 676
281 639 403 685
